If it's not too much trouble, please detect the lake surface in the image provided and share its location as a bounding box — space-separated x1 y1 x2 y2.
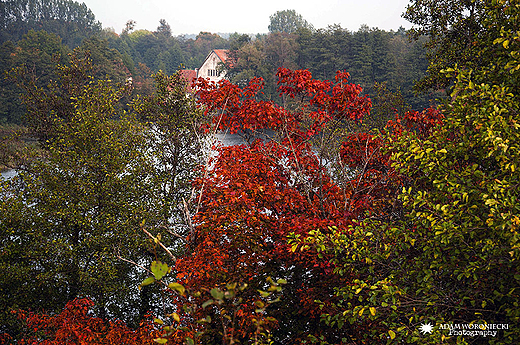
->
0 130 275 180
214 129 275 147
1 169 17 180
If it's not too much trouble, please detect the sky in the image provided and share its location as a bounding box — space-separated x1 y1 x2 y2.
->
80 0 414 36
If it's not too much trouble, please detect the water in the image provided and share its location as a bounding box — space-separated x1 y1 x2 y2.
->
0 133 247 182
214 129 275 147
1 169 17 180
0 132 245 182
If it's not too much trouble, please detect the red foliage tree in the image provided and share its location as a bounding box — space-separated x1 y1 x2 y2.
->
176 68 447 343
10 298 158 345
167 68 395 343
386 106 444 138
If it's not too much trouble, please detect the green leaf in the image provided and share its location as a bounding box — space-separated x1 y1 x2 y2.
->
210 288 224 300
151 260 169 280
258 290 270 298
202 299 214 308
154 338 168 344
139 276 155 289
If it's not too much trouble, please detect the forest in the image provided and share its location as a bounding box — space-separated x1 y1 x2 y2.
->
0 0 519 344
0 1 437 126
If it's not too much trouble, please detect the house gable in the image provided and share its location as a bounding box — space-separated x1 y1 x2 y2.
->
197 49 229 82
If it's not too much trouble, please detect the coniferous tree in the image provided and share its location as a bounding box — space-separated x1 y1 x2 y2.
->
0 0 101 48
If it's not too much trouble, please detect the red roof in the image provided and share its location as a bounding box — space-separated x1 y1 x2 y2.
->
213 49 229 62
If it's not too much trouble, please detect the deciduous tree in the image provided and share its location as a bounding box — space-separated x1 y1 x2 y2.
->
10 298 158 344
0 51 204 338
268 9 314 34
296 2 520 343
151 67 376 343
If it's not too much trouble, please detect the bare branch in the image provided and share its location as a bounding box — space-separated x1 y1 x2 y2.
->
142 227 177 262
117 254 153 276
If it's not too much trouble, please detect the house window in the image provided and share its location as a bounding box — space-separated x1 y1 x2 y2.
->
208 69 219 77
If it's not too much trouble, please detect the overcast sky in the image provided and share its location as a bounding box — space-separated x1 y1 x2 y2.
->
80 0 413 35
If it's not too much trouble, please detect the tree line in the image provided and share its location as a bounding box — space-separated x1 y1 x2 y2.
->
1 1 434 125
225 24 436 112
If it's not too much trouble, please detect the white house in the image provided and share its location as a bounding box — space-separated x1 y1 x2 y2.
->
197 49 229 82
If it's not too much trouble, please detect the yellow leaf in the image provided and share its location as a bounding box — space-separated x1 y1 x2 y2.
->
171 312 180 322
369 307 376 316
168 282 186 296
389 330 396 339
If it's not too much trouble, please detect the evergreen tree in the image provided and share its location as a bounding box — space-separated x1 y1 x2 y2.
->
0 0 101 48
0 29 69 124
